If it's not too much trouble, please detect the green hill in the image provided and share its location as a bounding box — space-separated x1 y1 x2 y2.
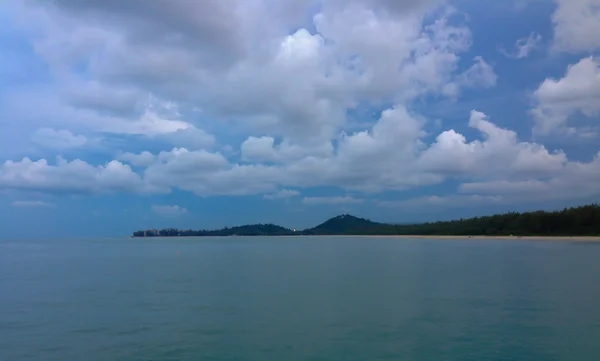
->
303 214 392 235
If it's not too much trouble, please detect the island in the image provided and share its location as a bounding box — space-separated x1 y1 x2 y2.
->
133 203 600 237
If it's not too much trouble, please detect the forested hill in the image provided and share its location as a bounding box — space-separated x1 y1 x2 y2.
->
132 203 600 237
303 214 387 235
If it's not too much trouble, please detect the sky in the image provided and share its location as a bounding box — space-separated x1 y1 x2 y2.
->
1 0 599 238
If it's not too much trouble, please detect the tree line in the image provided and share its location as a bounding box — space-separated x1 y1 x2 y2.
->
132 203 600 237
132 224 294 237
389 203 600 236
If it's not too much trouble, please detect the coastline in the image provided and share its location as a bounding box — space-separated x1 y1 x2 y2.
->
285 235 600 241
133 206 600 239
132 235 600 241
336 235 600 241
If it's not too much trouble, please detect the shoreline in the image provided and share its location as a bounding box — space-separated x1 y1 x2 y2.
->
132 235 600 241
339 235 600 241
280 235 600 241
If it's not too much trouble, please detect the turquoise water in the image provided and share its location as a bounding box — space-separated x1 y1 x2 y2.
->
1 237 600 360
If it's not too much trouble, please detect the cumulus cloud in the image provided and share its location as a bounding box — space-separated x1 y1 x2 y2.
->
386 149 600 206
12 200 56 208
111 107 191 136
241 137 280 163
138 105 434 195
458 151 600 201
31 128 88 150
3 89 203 140
2 103 595 204
531 57 600 137
7 0 480 145
552 0 600 53
241 136 333 163
2 0 600 211
152 205 188 216
162 127 216 150
419 110 567 179
117 151 156 167
0 157 163 194
143 148 280 196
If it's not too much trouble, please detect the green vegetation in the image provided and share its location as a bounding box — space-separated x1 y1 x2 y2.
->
303 214 386 235
132 203 600 237
390 203 600 236
132 224 293 237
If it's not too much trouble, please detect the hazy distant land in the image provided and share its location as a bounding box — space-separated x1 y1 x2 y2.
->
133 204 600 238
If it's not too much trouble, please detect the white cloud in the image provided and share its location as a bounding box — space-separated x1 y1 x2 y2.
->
117 151 156 167
3 89 202 139
11 200 55 208
457 153 600 202
111 107 190 136
143 148 281 196
2 0 600 208
162 127 216 150
418 110 567 179
0 157 163 194
264 189 300 200
152 205 188 216
3 103 594 203
302 196 365 205
31 128 88 150
139 107 434 196
241 136 333 163
531 57 600 137
8 0 478 145
501 32 542 59
552 0 600 53
241 136 279 163
1 102 599 208
270 105 443 193
384 151 600 207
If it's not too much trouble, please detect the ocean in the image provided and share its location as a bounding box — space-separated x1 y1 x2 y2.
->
1 236 600 360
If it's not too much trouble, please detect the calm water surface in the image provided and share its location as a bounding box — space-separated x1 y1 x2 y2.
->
1 237 600 360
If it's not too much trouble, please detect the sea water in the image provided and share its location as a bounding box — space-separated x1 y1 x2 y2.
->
1 236 600 360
